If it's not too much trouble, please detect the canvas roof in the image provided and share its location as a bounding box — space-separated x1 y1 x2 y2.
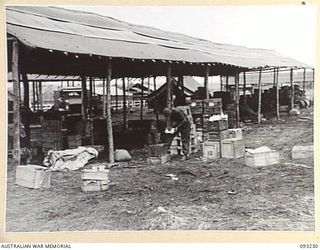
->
6 6 311 70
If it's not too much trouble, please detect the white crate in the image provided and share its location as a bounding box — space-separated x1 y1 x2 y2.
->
245 149 280 167
15 165 51 189
203 141 220 160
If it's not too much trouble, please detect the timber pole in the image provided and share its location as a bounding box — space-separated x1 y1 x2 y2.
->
166 64 172 108
106 63 114 163
204 65 210 99
276 67 280 120
226 75 229 91
39 81 43 111
140 77 144 120
235 72 240 127
102 78 106 118
115 78 118 112
12 39 20 165
81 76 87 119
220 76 223 91
89 77 93 116
21 73 29 108
257 68 262 124
122 77 127 130
243 71 247 104
153 76 159 122
290 68 294 110
32 81 35 111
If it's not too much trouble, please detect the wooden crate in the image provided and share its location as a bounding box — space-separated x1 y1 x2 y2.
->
205 119 228 132
291 145 313 160
202 141 220 160
81 165 109 192
148 143 169 157
206 130 229 141
68 135 82 148
228 128 243 139
221 138 244 159
15 165 51 189
245 149 280 167
148 154 171 165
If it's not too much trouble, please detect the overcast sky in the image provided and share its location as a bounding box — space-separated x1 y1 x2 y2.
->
64 5 317 67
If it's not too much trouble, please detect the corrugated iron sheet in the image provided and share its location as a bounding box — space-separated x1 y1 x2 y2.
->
6 6 310 69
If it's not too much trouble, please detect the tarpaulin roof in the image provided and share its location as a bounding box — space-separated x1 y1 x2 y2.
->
6 6 311 69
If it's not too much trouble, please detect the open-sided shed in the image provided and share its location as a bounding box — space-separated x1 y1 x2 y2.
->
6 6 312 165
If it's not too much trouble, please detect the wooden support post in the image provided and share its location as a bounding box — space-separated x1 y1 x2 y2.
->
115 78 118 112
106 63 114 163
39 81 43 111
303 68 306 91
153 76 159 122
81 76 87 119
257 68 262 124
35 81 39 111
226 75 229 91
235 72 240 128
12 39 20 165
276 67 280 120
140 77 144 120
204 65 210 99
89 77 93 116
32 81 35 111
122 77 127 130
147 77 151 95
290 68 294 109
243 71 247 104
102 78 106 119
21 73 29 109
220 76 223 91
166 64 172 108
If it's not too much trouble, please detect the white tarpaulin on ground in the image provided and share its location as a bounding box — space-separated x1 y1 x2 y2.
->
43 147 98 171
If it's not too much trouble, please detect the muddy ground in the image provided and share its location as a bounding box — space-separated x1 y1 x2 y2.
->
5 109 314 232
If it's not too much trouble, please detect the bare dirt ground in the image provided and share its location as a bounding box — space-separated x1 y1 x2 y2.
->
5 109 314 232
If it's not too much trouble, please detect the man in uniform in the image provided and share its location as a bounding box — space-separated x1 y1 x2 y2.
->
163 107 191 161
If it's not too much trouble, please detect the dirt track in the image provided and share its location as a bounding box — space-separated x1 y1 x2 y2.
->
5 109 314 231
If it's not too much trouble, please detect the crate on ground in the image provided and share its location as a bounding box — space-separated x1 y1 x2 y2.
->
68 135 82 148
221 138 245 159
202 141 220 160
15 165 51 189
206 130 229 141
148 143 168 157
245 146 280 167
228 128 243 139
148 154 171 164
81 164 109 192
291 145 313 160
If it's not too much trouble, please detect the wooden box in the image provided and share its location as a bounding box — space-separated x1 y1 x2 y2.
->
206 119 228 132
207 130 229 141
228 128 243 139
291 145 313 160
15 165 51 189
203 141 220 160
148 154 171 165
148 143 169 157
245 148 280 167
81 165 109 192
221 138 244 159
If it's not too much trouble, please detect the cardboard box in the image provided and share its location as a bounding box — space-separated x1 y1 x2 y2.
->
15 165 51 189
245 147 280 167
203 141 220 160
221 138 244 159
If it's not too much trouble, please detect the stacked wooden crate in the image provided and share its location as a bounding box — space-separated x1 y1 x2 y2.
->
67 135 82 149
202 116 229 160
29 124 42 156
169 125 199 155
41 120 63 155
148 143 171 164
